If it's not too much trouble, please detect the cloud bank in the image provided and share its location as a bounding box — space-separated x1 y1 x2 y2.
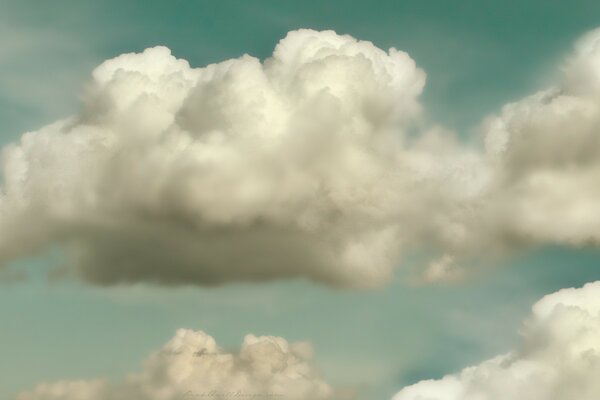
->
393 280 600 400
3 28 600 286
18 329 353 400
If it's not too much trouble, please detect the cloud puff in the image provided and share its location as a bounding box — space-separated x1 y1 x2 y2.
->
4 27 600 287
478 28 600 248
393 281 600 400
18 329 354 400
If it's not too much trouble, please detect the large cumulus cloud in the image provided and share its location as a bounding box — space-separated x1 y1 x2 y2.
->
0 29 486 287
18 329 353 400
393 281 600 400
4 27 600 287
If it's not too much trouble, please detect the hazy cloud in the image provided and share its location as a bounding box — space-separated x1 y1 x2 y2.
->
18 329 354 400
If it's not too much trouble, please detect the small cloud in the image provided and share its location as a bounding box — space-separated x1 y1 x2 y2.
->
393 281 600 400
18 329 355 400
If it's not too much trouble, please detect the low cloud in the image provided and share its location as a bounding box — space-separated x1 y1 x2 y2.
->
479 28 600 248
393 281 600 400
18 329 354 400
3 28 600 287
0 29 475 287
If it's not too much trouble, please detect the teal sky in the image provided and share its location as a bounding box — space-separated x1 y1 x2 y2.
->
2 1 600 399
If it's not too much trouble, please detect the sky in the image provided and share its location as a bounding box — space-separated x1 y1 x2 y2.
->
3 1 600 400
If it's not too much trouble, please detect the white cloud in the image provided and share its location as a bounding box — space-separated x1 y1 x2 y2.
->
393 281 600 400
3 27 600 287
406 27 600 277
18 329 354 400
478 28 600 248
0 29 486 287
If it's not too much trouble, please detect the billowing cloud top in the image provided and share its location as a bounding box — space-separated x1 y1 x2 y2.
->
18 329 353 400
393 281 600 400
3 28 600 287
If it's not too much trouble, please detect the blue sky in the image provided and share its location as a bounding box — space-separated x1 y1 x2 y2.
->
3 1 600 399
